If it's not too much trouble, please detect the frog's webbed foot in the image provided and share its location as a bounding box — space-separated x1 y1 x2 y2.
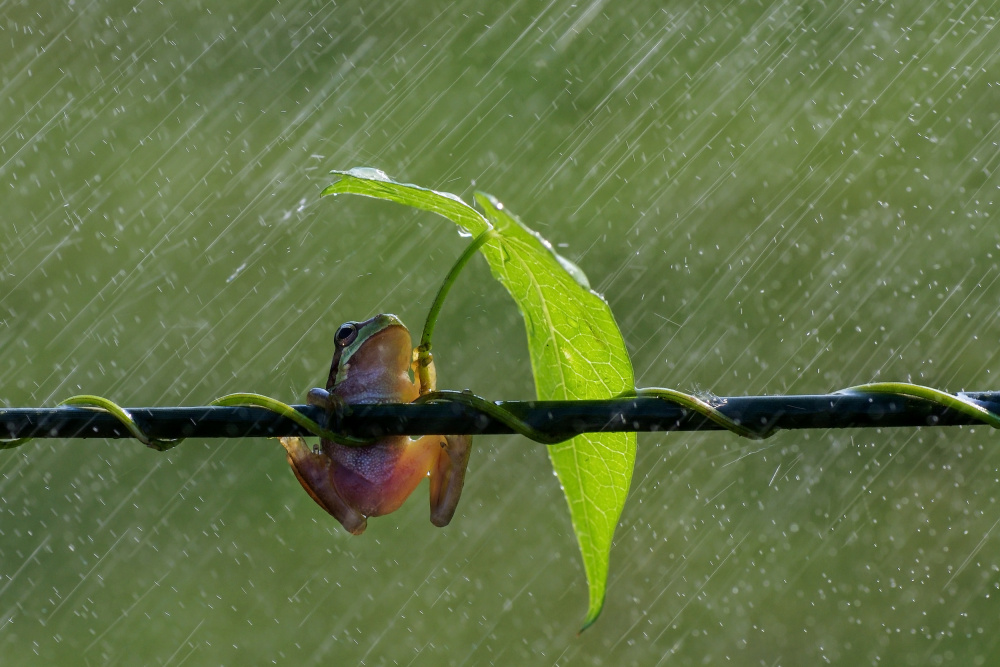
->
279 436 368 535
428 434 473 527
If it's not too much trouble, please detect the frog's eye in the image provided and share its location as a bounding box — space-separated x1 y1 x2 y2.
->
335 323 359 347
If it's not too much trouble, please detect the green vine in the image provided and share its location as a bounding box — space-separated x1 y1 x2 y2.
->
1 392 368 452
415 229 497 393
5 383 1000 453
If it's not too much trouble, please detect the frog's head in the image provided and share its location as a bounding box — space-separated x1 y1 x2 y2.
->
326 314 411 390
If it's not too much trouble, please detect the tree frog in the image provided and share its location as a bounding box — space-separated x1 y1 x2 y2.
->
279 314 472 535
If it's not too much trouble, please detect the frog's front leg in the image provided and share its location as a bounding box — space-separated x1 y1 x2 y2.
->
427 434 473 527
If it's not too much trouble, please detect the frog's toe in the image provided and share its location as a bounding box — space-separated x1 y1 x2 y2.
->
279 436 368 535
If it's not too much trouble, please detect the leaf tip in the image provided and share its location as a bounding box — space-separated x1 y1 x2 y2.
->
321 167 392 197
578 600 604 634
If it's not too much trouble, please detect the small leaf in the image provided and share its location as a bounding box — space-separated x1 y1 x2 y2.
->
324 169 636 628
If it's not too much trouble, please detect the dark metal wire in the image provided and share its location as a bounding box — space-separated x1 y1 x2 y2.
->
3 391 1000 443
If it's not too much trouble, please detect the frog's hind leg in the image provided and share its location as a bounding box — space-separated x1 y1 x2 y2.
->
428 434 473 527
279 436 368 535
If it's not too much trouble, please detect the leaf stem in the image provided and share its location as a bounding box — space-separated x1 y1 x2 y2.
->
416 230 496 393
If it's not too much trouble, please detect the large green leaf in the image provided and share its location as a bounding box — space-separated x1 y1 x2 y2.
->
322 168 636 628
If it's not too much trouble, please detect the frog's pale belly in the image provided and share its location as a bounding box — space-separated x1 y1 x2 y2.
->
327 436 440 517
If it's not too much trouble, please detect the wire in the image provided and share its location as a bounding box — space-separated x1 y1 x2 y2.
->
3 384 1000 449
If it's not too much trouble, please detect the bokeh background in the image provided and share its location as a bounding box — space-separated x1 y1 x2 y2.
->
2 1 1000 664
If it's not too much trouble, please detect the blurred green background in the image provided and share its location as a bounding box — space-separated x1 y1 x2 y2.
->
2 1 999 664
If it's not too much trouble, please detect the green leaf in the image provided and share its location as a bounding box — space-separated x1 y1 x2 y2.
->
321 168 491 237
323 168 636 628
472 193 636 629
